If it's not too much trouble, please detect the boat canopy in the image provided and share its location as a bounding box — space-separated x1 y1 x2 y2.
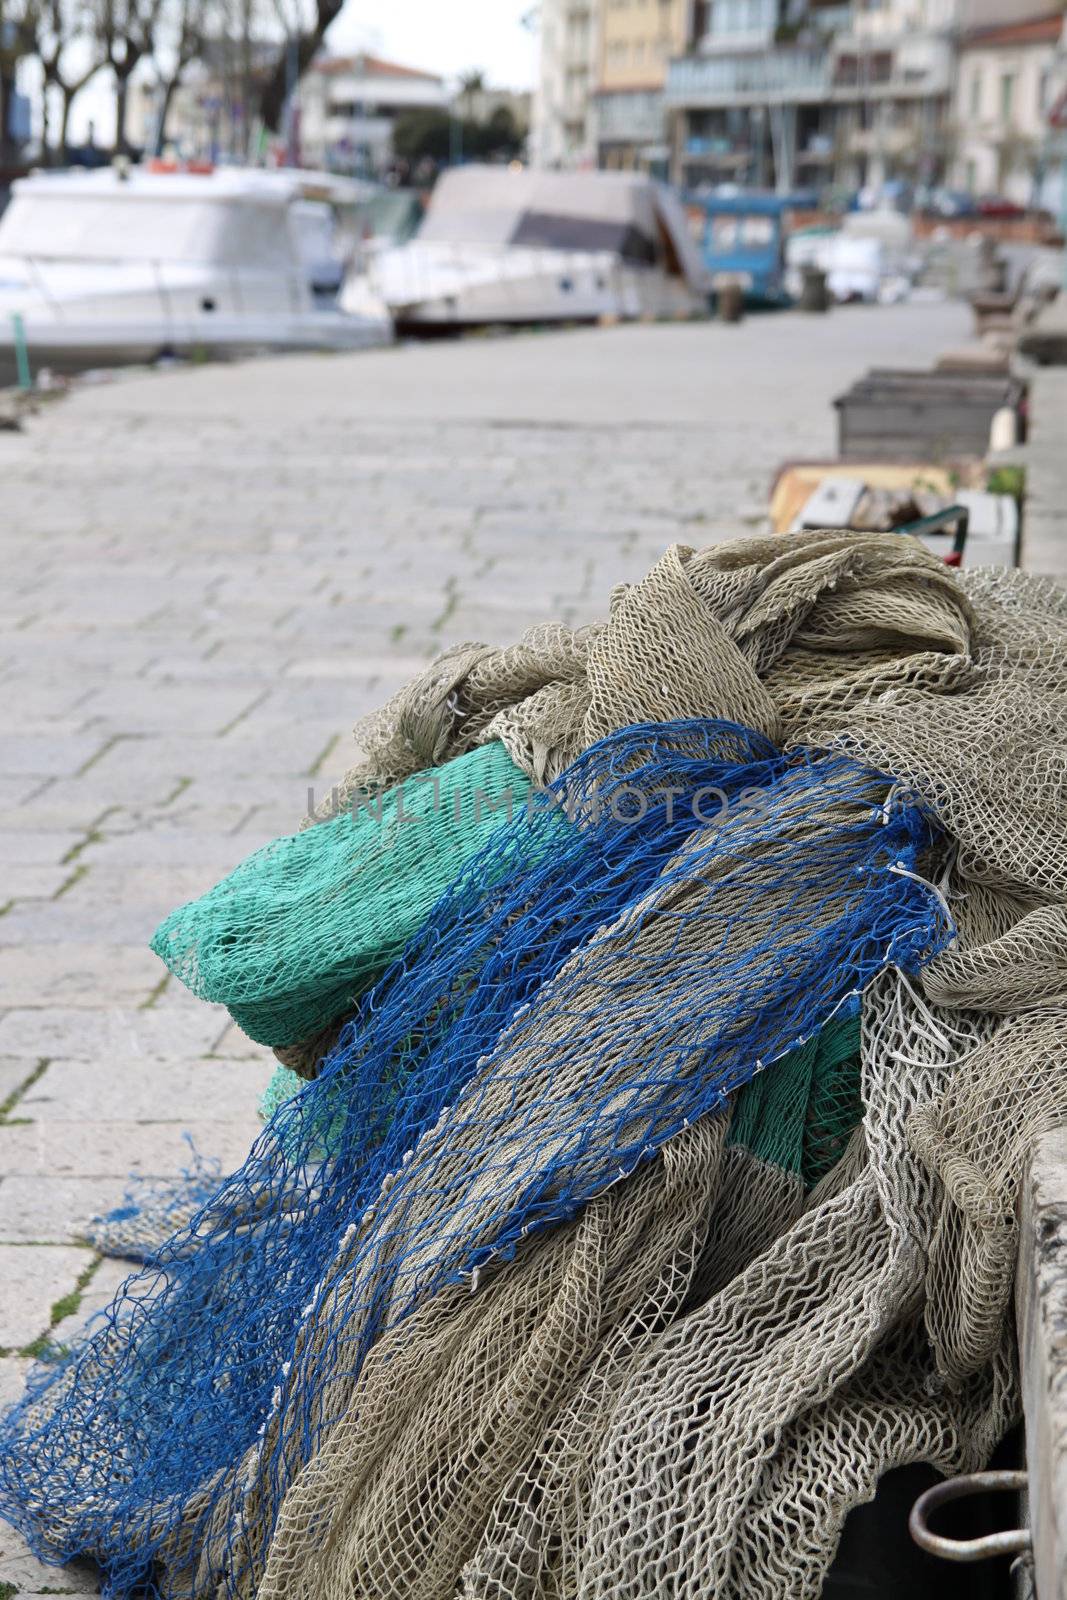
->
0 168 373 270
417 166 708 287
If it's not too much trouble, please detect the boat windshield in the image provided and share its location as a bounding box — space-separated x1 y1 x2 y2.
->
0 192 297 269
419 206 657 262
707 215 777 253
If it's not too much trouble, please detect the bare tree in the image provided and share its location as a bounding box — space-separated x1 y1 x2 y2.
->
93 0 167 151
458 67 486 123
254 0 340 134
147 0 207 152
34 0 105 158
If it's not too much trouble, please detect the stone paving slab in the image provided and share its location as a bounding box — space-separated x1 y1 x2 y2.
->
0 303 996 1592
0 832 85 866
0 1177 133 1244
0 1119 263 1180
0 1244 92 1348
0 1059 37 1108
0 1007 227 1061
0 1545 99 1599
23 1057 273 1123
0 945 165 1007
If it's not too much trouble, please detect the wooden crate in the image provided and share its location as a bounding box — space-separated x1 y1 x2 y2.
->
834 369 1023 463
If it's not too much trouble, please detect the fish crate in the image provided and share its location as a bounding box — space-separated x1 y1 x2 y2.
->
833 368 1024 463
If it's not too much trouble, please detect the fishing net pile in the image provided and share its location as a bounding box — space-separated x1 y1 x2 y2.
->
2 529 1066 1600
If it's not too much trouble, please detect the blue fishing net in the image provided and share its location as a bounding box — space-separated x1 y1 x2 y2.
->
0 719 954 1599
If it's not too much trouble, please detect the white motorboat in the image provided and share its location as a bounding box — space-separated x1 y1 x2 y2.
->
0 165 391 384
784 210 918 305
341 166 709 334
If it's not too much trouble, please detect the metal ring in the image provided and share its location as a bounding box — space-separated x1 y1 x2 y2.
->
909 1470 1031 1562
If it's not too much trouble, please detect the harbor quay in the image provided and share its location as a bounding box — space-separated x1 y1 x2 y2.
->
0 297 1045 1594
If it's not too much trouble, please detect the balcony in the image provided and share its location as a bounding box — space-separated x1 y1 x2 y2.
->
846 124 919 155
697 0 777 51
666 49 830 106
667 28 951 109
831 33 953 97
595 89 667 143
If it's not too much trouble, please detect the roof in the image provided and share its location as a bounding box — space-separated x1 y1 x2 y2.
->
688 190 819 215
961 11 1063 48
313 52 442 83
10 166 377 206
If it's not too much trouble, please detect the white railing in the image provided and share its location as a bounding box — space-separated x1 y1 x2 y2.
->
666 50 831 105
595 89 667 143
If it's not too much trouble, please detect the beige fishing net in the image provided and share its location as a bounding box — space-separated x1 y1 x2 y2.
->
248 532 1066 1600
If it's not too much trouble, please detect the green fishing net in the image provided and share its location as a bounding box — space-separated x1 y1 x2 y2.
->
259 1065 306 1125
151 741 535 1048
726 1012 862 1190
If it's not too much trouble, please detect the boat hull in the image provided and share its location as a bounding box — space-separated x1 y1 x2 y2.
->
342 244 706 335
0 312 391 387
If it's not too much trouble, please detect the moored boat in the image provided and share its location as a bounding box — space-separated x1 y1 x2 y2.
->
340 165 709 334
0 164 391 385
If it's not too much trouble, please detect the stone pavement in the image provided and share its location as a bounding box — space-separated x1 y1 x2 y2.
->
0 301 972 1595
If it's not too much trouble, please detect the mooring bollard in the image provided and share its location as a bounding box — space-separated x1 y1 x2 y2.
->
800 267 830 313
718 280 745 323
11 313 32 391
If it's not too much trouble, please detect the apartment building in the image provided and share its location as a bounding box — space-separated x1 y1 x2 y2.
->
664 0 961 192
951 10 1065 205
533 0 1067 196
596 0 692 169
532 0 600 165
298 55 449 175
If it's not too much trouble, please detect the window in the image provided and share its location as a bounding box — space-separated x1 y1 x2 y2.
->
869 50 893 84
969 67 981 117
739 215 774 245
711 216 738 249
1000 71 1015 124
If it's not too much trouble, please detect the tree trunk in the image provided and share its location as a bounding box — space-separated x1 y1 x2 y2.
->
155 73 180 153
114 68 131 153
240 0 252 158
59 86 74 156
257 0 343 134
0 68 11 164
41 77 54 161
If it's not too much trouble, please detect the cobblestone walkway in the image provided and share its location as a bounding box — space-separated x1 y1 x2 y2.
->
0 303 967 1595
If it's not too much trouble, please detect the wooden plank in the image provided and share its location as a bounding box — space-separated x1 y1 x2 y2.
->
1017 1126 1067 1600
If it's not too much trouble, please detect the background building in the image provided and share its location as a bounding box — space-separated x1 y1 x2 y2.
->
533 0 600 165
951 10 1065 205
298 54 449 175
665 0 958 193
595 0 692 171
129 40 281 165
532 0 1067 203
0 18 33 171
